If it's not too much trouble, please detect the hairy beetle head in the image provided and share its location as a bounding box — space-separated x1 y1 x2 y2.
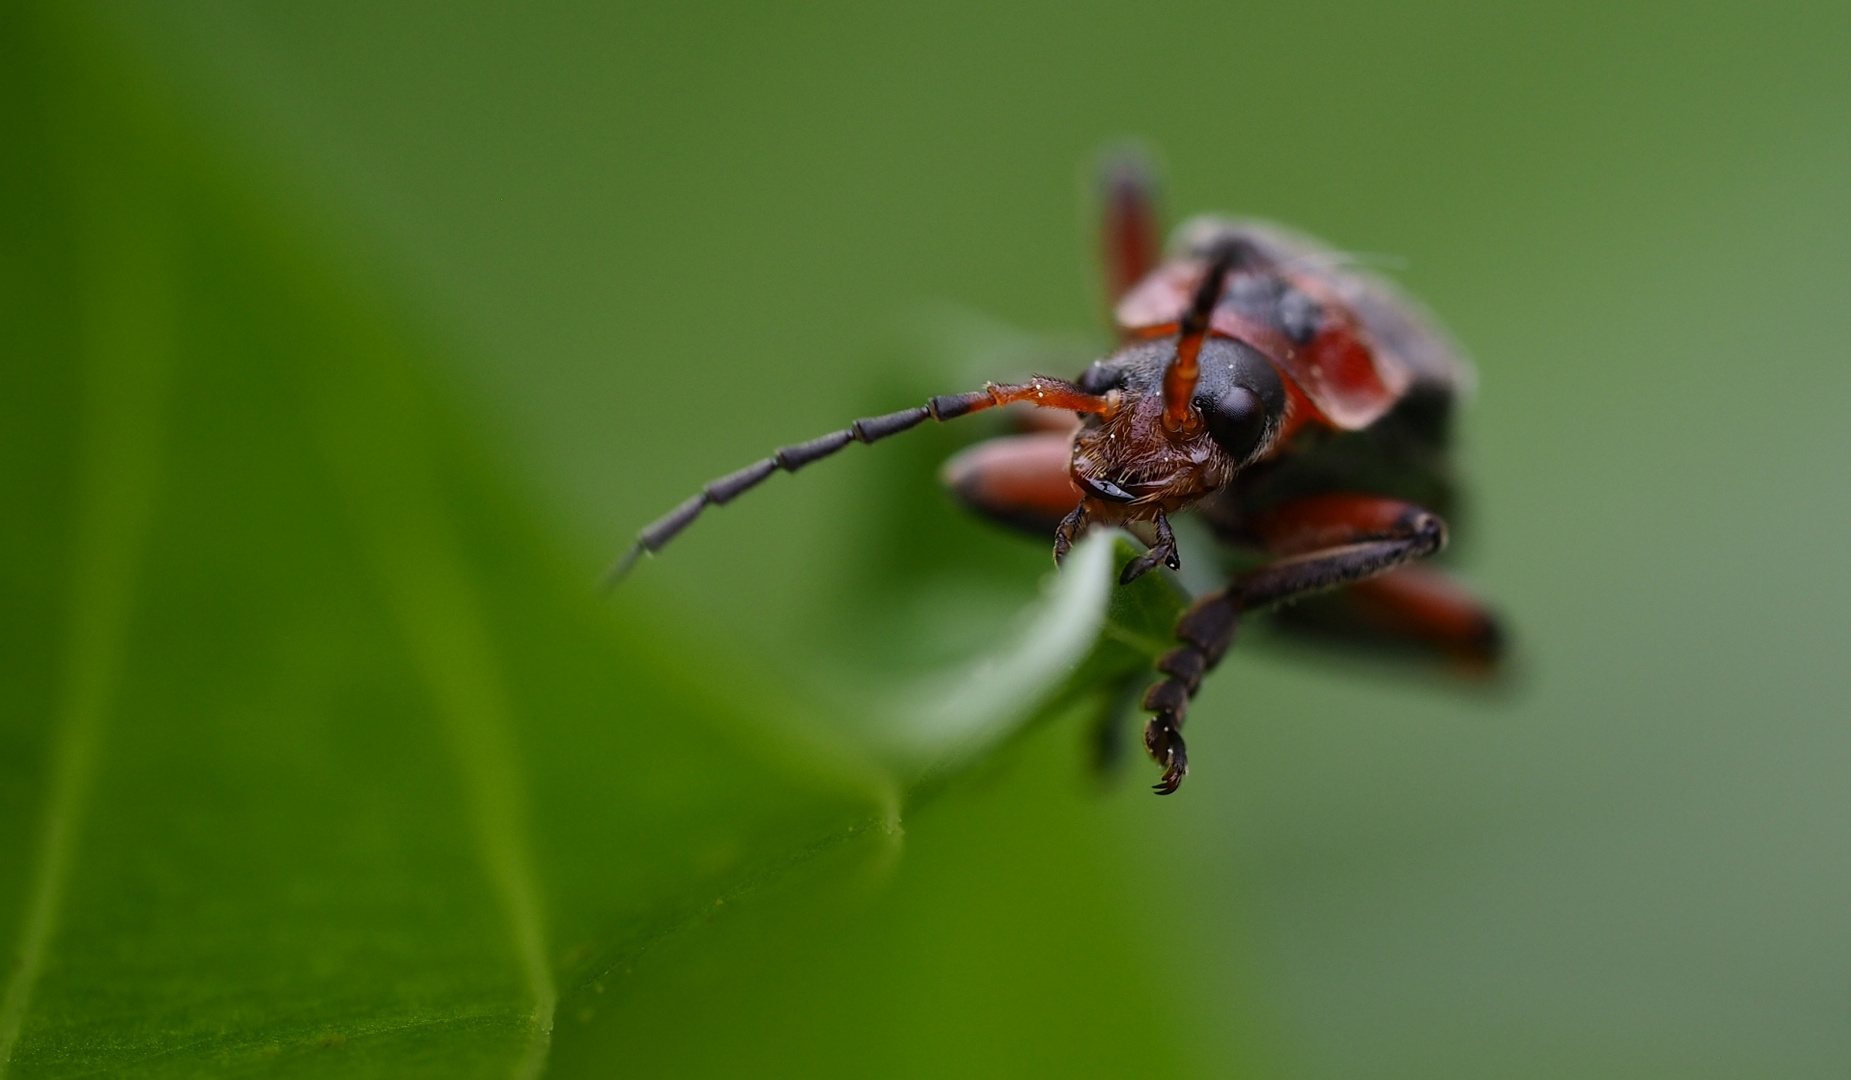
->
1067 336 1286 524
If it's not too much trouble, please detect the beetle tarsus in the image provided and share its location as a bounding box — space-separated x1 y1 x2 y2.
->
1118 510 1178 583
1052 502 1088 565
1140 643 1205 794
1144 714 1188 795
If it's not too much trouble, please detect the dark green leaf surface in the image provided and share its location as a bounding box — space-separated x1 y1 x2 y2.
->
0 8 1198 1076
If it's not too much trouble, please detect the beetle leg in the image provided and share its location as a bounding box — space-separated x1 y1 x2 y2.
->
1117 509 1179 584
1098 149 1163 308
941 431 1081 537
1052 501 1088 565
1139 495 1449 795
1142 592 1233 795
1273 564 1506 673
1085 674 1151 781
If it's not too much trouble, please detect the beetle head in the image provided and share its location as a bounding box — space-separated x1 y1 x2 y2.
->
1070 335 1285 524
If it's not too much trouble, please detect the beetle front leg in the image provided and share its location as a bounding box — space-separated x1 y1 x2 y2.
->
1142 591 1238 794
1052 501 1089 565
1139 495 1449 794
1117 510 1180 584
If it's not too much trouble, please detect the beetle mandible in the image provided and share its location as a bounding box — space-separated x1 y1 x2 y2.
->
612 152 1503 795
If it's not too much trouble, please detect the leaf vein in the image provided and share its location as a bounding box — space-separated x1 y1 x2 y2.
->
0 179 174 1076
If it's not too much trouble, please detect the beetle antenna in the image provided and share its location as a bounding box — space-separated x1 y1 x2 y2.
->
605 376 1117 586
1161 243 1241 431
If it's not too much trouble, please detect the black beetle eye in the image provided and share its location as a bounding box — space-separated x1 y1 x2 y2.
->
1197 386 1268 462
1076 361 1123 395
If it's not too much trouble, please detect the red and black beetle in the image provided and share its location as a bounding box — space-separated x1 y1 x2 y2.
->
613 153 1503 795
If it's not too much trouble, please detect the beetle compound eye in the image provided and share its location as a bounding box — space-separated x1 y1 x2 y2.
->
1077 361 1124 395
1198 385 1267 462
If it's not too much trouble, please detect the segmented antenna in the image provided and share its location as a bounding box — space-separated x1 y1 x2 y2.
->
605 377 1116 586
1161 244 1243 432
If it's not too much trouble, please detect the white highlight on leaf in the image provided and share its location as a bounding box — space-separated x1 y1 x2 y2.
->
888 529 1120 765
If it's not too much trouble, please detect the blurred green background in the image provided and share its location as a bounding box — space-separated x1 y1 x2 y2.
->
4 0 1849 1076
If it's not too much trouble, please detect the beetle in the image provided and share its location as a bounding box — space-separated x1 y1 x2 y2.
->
611 152 1503 795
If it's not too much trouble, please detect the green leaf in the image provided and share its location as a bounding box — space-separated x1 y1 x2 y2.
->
0 7 1203 1077
884 533 1188 773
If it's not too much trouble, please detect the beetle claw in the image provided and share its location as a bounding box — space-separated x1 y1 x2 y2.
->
1118 539 1178 584
1143 715 1188 795
1118 509 1178 584
1152 765 1187 796
1053 502 1088 566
